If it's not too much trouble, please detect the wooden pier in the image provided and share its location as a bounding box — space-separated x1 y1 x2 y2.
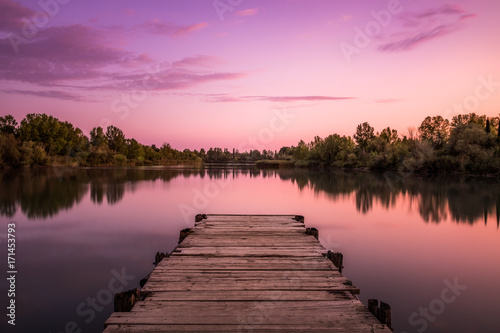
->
104 214 392 332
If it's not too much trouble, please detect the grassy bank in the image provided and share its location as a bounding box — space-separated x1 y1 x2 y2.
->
255 160 296 168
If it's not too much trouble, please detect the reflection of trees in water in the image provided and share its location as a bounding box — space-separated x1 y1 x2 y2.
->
0 168 195 219
417 194 448 223
0 168 89 219
277 169 500 226
355 188 373 214
1 167 499 227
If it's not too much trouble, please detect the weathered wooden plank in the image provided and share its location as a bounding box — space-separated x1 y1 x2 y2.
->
144 290 354 301
171 247 327 257
129 300 368 315
143 277 355 288
105 309 382 325
141 282 360 294
178 239 320 247
158 257 334 264
104 324 390 333
147 271 344 279
155 259 338 271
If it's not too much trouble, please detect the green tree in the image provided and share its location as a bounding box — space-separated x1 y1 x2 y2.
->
418 116 450 149
198 148 206 161
0 115 18 136
126 138 145 161
451 113 487 128
0 134 21 167
323 134 355 167
292 140 309 160
90 127 107 147
19 141 48 166
278 146 292 159
380 127 398 144
143 145 160 163
353 122 375 149
250 149 261 160
447 123 497 172
160 143 176 160
106 125 126 154
19 113 86 155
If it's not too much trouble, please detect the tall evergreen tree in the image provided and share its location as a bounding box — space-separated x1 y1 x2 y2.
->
485 118 491 133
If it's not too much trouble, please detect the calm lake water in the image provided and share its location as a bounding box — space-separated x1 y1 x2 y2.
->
1 167 499 333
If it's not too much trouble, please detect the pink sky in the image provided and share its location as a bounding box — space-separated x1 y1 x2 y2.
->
1 0 500 150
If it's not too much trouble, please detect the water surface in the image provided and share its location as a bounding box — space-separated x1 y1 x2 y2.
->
0 167 499 333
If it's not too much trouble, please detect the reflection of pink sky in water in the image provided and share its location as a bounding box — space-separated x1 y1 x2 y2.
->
6 170 500 333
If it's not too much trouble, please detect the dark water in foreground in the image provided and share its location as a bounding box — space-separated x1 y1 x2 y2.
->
0 167 499 333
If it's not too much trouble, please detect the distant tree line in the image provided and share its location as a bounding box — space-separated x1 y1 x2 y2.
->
200 112 500 175
1 112 499 174
0 113 201 167
194 147 277 163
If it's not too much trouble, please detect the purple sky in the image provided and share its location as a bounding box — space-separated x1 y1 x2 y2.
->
1 0 499 150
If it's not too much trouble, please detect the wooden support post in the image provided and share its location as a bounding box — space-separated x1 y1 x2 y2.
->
179 228 193 243
333 252 343 274
294 215 304 223
367 299 393 331
305 227 319 240
114 288 140 312
368 299 379 317
141 251 170 287
154 251 169 266
326 250 344 274
195 214 207 222
380 301 392 330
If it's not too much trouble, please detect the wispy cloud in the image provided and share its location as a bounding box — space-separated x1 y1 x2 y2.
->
247 96 355 102
415 4 465 20
173 55 225 69
2 89 85 101
135 20 208 37
142 72 246 91
378 4 476 52
235 8 258 17
199 94 355 103
379 25 452 52
172 22 208 36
